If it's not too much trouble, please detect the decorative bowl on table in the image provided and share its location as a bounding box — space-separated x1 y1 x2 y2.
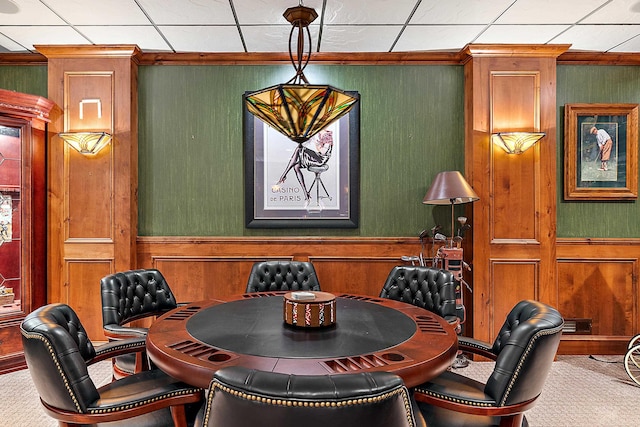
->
283 291 336 328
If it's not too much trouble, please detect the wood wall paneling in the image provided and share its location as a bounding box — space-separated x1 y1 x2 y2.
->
490 72 540 242
465 48 562 345
65 147 114 240
64 260 112 340
489 260 538 337
39 46 141 342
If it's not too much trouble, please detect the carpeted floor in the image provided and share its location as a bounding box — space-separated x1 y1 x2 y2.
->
0 355 638 426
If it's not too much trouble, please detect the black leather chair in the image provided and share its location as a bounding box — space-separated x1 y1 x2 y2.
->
245 260 321 293
379 265 458 326
194 366 421 427
21 303 203 427
101 268 179 378
413 300 564 427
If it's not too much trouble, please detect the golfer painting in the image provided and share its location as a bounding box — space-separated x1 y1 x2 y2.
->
590 126 613 171
579 121 618 184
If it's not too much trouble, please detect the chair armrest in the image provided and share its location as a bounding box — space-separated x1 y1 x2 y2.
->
414 387 538 418
43 369 203 425
89 337 147 364
103 325 148 340
458 336 496 360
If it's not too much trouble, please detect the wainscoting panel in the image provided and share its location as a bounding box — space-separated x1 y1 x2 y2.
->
153 257 292 301
557 239 639 354
138 237 420 303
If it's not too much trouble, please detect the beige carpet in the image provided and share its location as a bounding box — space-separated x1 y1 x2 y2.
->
0 355 638 426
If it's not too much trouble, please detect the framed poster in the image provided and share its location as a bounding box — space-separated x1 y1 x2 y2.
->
243 93 360 228
564 103 638 200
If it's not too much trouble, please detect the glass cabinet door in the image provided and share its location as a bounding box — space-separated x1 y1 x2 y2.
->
0 125 21 314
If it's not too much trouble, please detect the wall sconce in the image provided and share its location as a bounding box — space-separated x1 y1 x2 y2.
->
59 132 112 155
492 132 546 154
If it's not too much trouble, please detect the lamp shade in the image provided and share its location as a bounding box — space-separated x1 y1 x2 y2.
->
492 132 545 154
423 171 479 205
59 132 112 155
243 3 358 143
245 85 358 143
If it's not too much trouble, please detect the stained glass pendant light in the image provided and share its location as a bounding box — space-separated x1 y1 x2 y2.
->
244 2 359 143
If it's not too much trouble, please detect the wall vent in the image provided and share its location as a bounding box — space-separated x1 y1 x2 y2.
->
563 318 592 334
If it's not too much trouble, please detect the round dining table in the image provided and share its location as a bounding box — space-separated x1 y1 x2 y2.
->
146 292 458 388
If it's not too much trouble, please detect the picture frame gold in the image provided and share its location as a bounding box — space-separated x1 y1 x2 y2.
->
564 103 638 200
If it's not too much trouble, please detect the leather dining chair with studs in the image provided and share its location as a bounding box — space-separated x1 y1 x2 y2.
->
21 303 203 427
101 268 179 378
379 265 459 327
194 366 423 427
245 260 321 293
412 299 564 427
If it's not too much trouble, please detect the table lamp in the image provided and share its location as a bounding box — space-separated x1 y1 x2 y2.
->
423 171 479 248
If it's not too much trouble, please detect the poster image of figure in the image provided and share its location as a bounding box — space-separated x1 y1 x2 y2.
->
265 124 340 211
590 126 613 171
580 122 618 183
275 129 334 204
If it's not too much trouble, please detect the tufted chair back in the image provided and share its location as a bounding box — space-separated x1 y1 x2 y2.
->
22 303 204 426
245 260 321 293
101 268 178 337
413 300 564 427
195 366 419 427
21 303 100 413
484 300 564 406
379 266 458 324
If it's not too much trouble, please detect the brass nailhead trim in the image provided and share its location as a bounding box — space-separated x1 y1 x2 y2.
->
499 325 563 406
21 330 201 415
203 382 416 427
21 331 83 413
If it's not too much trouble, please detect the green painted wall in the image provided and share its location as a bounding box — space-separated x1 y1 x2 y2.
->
556 65 640 238
11 63 635 238
0 65 47 97
138 65 465 236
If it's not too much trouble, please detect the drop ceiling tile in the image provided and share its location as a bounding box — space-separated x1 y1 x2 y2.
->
582 0 640 24
411 0 514 25
234 0 325 25
0 32 25 51
475 25 571 45
242 25 319 52
158 26 245 52
1 26 89 51
324 0 417 25
496 0 608 24
0 0 65 25
609 33 640 51
79 26 171 51
320 25 403 52
394 25 485 51
551 24 640 51
138 0 236 25
44 0 149 25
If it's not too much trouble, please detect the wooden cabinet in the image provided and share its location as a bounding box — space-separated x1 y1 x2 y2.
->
0 89 54 373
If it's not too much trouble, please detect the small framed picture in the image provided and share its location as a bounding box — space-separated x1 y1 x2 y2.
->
564 103 638 200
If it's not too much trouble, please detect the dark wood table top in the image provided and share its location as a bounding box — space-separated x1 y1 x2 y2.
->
146 292 458 388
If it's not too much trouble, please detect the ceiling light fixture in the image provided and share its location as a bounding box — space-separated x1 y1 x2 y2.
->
244 1 359 143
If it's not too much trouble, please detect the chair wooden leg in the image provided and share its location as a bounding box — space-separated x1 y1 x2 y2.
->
499 413 524 427
170 405 188 427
